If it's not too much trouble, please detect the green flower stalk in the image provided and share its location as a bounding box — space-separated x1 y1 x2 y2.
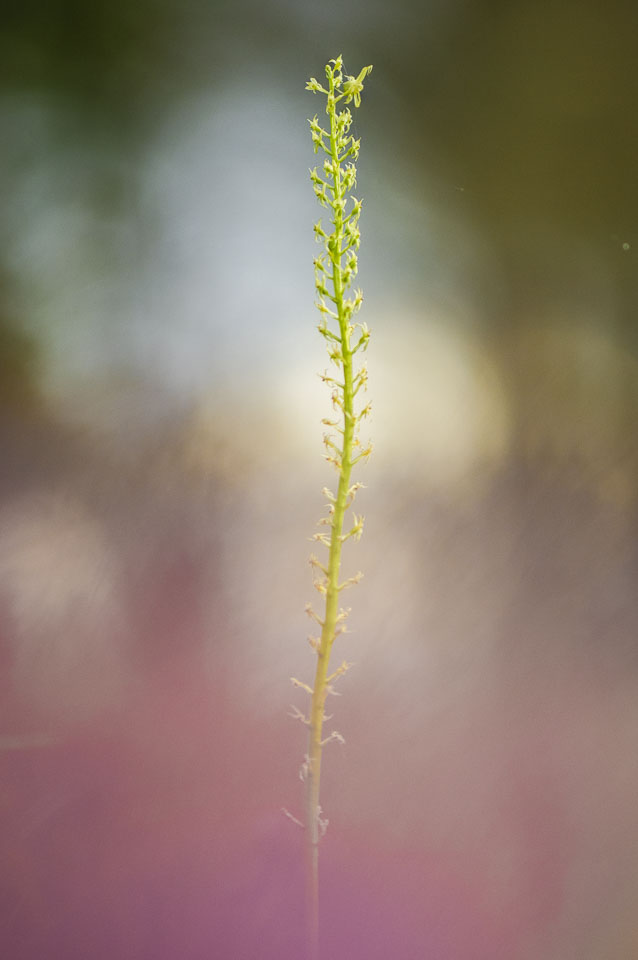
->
291 55 372 959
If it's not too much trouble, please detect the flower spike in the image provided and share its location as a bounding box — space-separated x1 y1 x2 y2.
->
293 57 373 958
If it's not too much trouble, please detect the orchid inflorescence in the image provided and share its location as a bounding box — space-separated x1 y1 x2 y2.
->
290 55 373 959
305 55 373 566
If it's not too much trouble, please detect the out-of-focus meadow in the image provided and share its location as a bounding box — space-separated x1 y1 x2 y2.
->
2 2 638 958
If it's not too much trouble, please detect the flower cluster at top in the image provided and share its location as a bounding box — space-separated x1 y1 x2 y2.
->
305 56 373 110
305 56 372 394
304 55 373 577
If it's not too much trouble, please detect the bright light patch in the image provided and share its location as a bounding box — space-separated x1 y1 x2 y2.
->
372 313 510 488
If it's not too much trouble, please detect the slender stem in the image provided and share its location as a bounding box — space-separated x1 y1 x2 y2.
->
305 67 356 960
301 56 372 959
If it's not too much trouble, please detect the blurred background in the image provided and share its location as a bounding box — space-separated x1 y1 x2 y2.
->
1 1 638 957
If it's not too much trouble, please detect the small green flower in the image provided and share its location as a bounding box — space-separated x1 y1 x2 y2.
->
341 65 373 108
305 77 327 94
